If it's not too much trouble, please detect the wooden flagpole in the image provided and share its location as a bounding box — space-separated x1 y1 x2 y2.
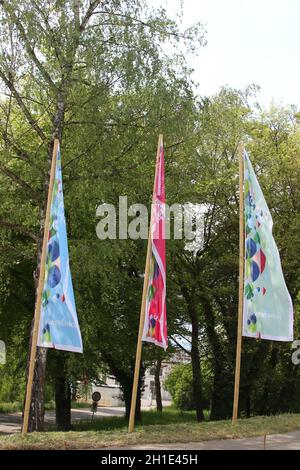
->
128 134 163 434
232 142 245 424
22 139 59 436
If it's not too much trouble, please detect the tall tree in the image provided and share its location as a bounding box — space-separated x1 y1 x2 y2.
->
0 0 205 429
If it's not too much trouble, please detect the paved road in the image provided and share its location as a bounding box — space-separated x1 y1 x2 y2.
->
0 413 21 435
0 407 125 434
110 431 300 450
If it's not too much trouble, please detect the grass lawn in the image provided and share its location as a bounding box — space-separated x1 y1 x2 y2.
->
0 401 90 414
0 402 23 414
0 408 300 449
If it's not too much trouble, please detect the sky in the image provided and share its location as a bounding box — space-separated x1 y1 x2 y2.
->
150 0 300 109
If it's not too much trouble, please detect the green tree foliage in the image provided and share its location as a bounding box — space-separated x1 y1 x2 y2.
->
164 363 211 411
0 0 206 428
1 0 300 430
165 89 300 420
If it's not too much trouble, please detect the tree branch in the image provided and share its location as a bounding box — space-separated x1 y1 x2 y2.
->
169 335 191 355
0 128 30 163
92 10 199 42
80 1 104 32
0 219 38 243
0 70 46 142
1 2 57 92
0 164 41 201
31 0 63 64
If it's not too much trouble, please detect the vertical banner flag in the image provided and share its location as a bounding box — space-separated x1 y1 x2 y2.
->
37 143 83 352
142 137 167 349
243 151 293 341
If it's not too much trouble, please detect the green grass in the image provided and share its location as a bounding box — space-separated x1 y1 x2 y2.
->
0 400 89 414
1 409 300 450
70 401 92 409
73 406 198 433
0 401 55 413
0 402 23 414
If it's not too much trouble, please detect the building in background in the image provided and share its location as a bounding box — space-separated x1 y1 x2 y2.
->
90 351 190 408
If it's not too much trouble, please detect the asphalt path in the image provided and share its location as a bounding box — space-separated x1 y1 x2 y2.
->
108 431 300 450
0 406 125 434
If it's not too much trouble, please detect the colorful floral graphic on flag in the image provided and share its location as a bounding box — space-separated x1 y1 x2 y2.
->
37 143 83 352
243 151 293 341
142 137 167 350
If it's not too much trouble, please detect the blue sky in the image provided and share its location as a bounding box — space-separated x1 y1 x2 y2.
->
150 0 300 109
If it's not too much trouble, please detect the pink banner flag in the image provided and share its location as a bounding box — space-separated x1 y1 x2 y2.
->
142 136 167 350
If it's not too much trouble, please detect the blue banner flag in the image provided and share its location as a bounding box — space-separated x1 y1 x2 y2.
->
37 143 83 352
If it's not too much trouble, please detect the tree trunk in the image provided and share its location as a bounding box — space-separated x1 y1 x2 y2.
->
23 233 48 432
55 369 71 431
259 347 278 416
123 380 142 422
128 367 143 422
202 298 232 420
110 363 144 422
181 285 204 422
154 358 163 412
246 392 251 418
24 346 47 432
190 313 204 421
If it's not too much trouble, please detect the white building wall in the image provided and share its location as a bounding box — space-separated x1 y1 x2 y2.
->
92 384 124 407
88 356 190 408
